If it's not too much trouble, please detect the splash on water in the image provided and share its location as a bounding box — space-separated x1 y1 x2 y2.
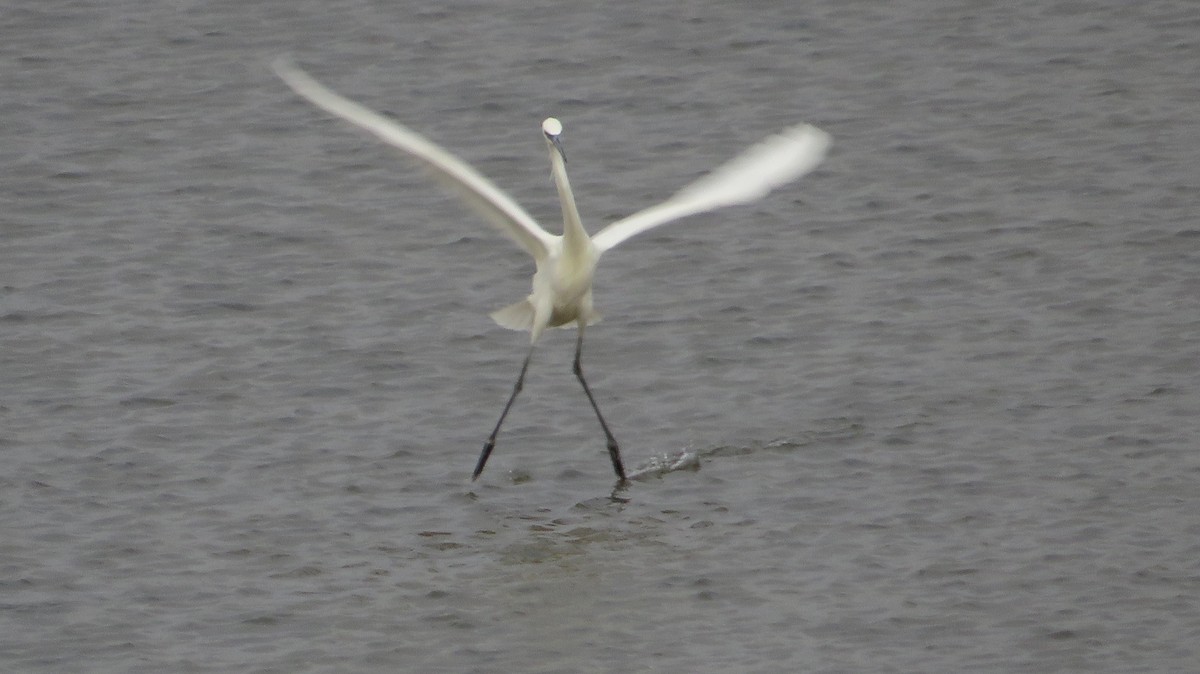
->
625 448 701 480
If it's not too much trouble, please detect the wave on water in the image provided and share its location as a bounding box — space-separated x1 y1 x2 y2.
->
625 448 701 480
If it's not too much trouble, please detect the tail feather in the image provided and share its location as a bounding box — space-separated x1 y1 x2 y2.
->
490 300 535 331
490 300 603 331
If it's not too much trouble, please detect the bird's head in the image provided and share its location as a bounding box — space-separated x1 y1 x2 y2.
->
542 117 566 163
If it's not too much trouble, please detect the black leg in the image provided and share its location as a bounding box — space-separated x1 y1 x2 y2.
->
572 328 626 481
473 346 535 480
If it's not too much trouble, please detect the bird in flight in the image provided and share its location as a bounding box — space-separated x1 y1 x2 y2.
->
272 59 830 482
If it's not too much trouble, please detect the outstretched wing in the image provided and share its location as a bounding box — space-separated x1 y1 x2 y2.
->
273 58 556 261
590 124 830 254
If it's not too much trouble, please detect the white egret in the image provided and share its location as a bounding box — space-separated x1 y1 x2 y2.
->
272 59 831 482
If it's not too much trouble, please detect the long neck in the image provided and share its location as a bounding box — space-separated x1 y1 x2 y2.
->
547 143 590 258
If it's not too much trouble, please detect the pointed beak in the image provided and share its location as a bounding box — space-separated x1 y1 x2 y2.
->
547 133 567 164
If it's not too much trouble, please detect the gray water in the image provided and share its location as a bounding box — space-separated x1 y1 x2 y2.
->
3 1 1199 671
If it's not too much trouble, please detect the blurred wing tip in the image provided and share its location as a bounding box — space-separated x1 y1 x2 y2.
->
271 55 303 80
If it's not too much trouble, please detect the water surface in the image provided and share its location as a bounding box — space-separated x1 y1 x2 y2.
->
3 1 1198 671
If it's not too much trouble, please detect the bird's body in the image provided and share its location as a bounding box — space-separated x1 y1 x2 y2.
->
490 118 602 338
273 59 831 482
